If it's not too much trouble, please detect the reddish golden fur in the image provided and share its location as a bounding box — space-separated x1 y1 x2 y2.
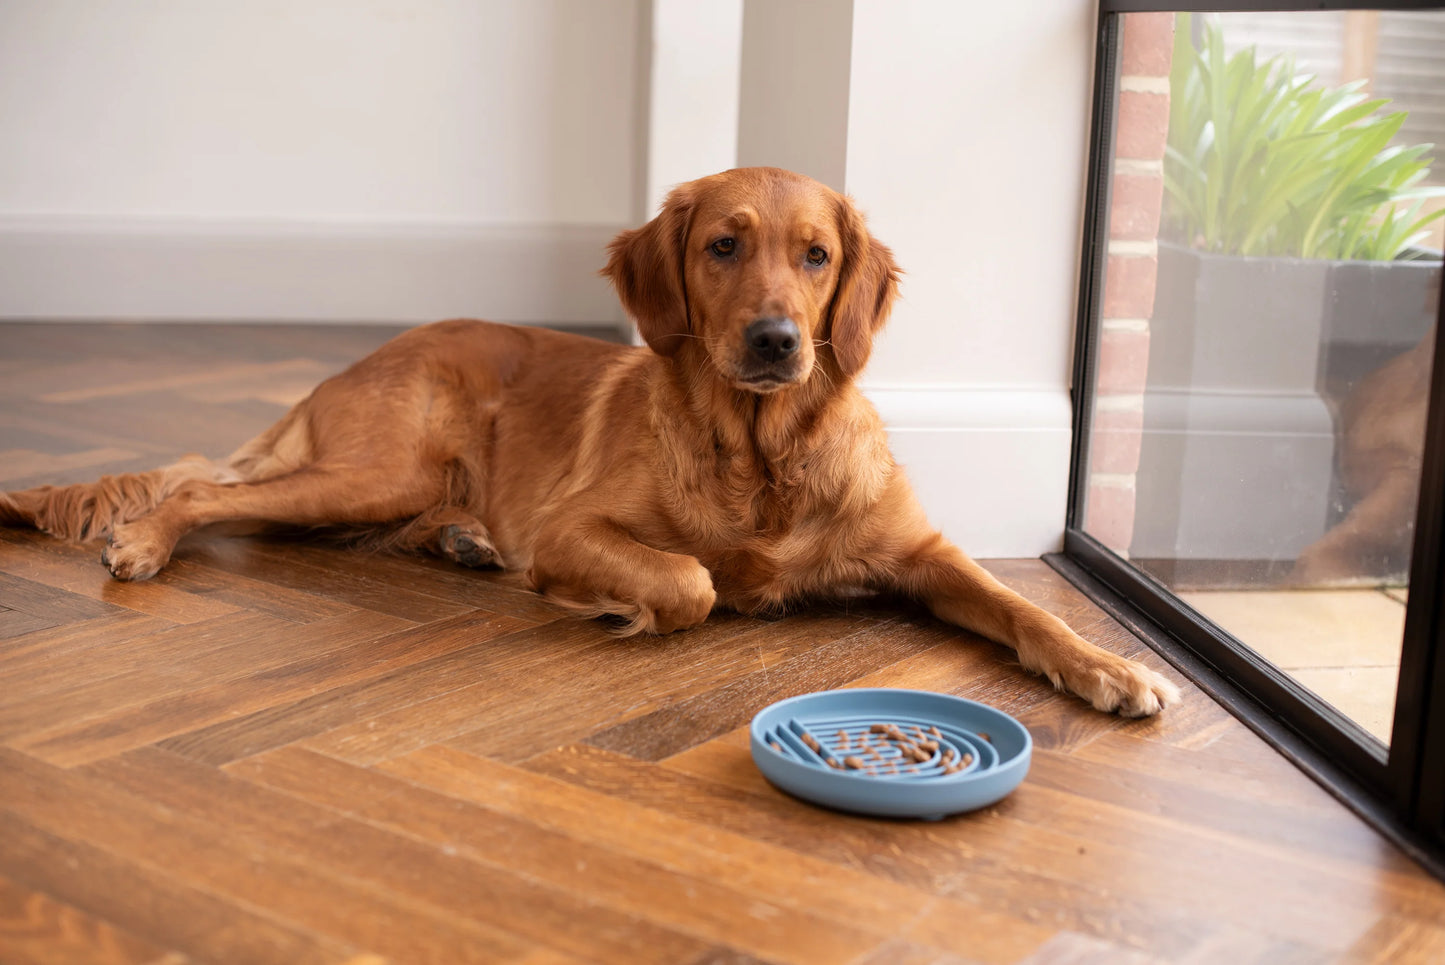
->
1 167 1178 715
1292 324 1435 583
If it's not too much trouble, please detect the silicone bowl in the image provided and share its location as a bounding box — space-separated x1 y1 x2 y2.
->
749 688 1032 819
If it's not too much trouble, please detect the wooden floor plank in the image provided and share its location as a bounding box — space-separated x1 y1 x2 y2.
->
377 743 1055 964
0 808 362 965
2 609 415 757
227 745 875 965
307 608 885 767
85 747 715 965
11 609 454 766
0 532 242 625
0 749 529 965
0 871 178 965
580 616 951 762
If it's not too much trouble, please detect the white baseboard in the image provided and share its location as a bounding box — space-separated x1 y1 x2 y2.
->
864 384 1073 558
0 216 628 328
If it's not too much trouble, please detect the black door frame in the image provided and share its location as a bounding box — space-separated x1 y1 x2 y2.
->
1057 0 1445 876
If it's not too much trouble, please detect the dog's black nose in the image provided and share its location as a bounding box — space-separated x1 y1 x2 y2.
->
745 317 800 363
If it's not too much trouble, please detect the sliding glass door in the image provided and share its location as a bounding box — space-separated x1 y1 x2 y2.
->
1064 1 1445 871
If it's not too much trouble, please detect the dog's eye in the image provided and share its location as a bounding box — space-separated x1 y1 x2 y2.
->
711 238 736 257
806 246 828 267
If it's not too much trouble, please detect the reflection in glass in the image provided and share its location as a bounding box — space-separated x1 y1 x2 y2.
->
1083 10 1445 744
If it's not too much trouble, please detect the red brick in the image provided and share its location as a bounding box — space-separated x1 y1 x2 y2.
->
1109 172 1164 242
1085 480 1136 554
1096 329 1150 394
1089 408 1144 475
1115 91 1170 161
1120 12 1175 77
1101 254 1157 320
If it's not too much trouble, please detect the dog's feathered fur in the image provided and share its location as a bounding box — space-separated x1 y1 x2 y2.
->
1 167 1178 715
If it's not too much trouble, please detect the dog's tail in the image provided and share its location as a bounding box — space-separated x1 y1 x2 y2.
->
0 456 228 541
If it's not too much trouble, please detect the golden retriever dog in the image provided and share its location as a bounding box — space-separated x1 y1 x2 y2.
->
1 167 1178 716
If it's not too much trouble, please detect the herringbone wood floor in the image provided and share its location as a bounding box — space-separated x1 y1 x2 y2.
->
1 322 1443 965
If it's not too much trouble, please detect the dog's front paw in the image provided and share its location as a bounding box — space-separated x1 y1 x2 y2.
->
1077 655 1181 717
645 561 717 634
101 522 173 581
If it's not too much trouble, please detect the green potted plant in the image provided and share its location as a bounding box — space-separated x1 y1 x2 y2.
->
1131 14 1444 572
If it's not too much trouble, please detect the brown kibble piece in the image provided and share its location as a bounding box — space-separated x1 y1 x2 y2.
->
942 748 956 764
906 766 918 774
913 727 926 741
827 758 843 769
920 739 939 753
769 740 783 753
801 732 820 752
928 726 942 738
836 729 849 746
870 723 888 734
844 756 864 770
962 753 974 766
977 731 992 743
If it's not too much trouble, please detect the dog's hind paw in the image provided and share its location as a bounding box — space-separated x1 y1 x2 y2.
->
440 524 497 568
101 523 173 581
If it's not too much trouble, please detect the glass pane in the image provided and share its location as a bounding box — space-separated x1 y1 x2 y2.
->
1081 9 1445 747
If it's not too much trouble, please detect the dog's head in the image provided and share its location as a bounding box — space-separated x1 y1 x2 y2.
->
603 167 900 393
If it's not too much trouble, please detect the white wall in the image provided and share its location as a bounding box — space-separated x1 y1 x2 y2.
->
643 0 743 216
735 0 853 191
844 0 1096 556
0 0 643 323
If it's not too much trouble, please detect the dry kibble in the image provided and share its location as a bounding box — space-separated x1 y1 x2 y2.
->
920 739 939 753
906 766 918 774
769 740 783 753
962 752 975 766
913 726 926 741
836 729 849 746
827 758 843 769
977 731 992 743
801 732 821 753
844 756 864 770
869 723 888 734
928 726 942 739
942 748 956 764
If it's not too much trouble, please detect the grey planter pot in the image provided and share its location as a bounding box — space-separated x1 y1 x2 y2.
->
1133 242 1335 566
1131 241 1441 577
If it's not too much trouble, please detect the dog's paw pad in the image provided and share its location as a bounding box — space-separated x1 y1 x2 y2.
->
440 524 497 568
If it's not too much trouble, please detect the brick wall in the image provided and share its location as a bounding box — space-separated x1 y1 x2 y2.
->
1084 12 1175 555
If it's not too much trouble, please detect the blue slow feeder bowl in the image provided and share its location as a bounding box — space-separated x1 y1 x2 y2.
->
750 688 1032 819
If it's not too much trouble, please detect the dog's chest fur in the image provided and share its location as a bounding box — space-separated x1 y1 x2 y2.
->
660 402 896 612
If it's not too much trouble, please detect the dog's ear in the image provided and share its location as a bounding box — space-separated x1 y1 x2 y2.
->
602 184 696 357
827 197 901 377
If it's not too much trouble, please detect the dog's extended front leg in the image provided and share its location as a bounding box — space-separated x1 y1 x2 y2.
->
892 533 1180 716
528 516 716 635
